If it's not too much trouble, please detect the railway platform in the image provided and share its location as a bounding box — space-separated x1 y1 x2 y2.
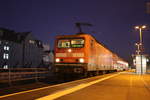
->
0 71 150 100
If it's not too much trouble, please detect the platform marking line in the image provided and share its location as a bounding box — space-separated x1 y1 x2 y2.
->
0 73 98 99
0 72 121 99
36 73 121 100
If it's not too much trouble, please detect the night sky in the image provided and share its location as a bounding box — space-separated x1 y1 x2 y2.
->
0 0 150 62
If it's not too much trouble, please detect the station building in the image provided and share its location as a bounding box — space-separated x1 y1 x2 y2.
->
0 28 50 69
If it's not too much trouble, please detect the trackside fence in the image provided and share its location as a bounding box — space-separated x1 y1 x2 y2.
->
0 68 50 84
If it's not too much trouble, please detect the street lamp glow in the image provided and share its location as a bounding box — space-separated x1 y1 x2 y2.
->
135 43 138 46
142 25 146 29
135 25 147 30
134 25 147 46
135 26 139 29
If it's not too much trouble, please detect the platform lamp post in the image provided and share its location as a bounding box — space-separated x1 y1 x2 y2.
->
135 25 146 74
135 25 146 47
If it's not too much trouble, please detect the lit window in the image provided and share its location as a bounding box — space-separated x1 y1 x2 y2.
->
7 46 9 50
3 53 9 59
39 42 41 45
29 40 35 44
3 65 8 69
4 46 7 50
4 46 10 51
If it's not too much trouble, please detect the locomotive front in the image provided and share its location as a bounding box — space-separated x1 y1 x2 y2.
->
54 35 87 74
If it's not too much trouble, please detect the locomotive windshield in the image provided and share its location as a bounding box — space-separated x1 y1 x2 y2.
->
71 39 84 48
58 40 70 48
57 38 84 48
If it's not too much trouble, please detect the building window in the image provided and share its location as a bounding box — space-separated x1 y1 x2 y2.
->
3 65 8 69
29 40 35 44
4 46 10 51
3 53 9 59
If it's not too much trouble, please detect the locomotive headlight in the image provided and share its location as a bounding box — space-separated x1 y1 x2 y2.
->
55 58 60 62
79 58 84 63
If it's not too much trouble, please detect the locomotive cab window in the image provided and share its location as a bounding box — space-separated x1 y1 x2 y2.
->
71 39 84 48
58 40 70 48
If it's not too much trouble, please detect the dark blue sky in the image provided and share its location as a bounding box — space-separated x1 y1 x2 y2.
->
0 0 150 61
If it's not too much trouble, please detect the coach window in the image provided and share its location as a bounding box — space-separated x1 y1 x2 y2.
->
58 40 70 48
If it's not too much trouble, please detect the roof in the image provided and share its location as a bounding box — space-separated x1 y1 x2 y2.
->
0 28 30 43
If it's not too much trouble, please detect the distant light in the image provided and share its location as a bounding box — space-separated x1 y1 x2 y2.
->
135 25 147 29
142 25 146 29
147 59 149 62
7 46 10 50
135 26 139 29
4 46 7 50
4 46 10 51
3 65 8 69
3 53 9 59
29 40 35 44
139 43 142 45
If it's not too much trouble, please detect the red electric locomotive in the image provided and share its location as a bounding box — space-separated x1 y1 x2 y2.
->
54 33 128 76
